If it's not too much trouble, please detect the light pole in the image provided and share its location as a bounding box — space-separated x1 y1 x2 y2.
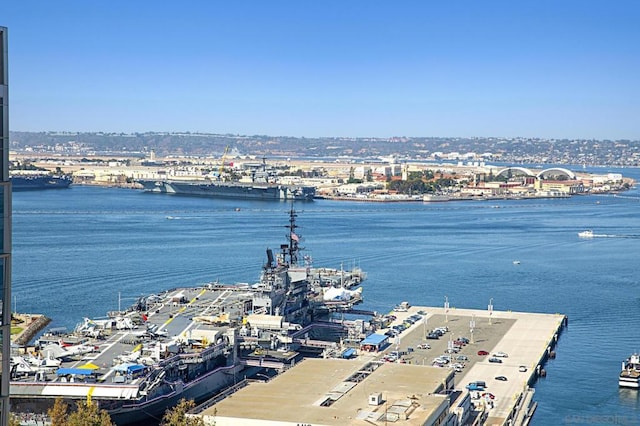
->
444 296 449 323
423 315 427 338
470 315 476 344
488 298 494 325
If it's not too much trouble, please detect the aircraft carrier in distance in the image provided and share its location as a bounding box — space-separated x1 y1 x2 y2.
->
10 173 73 191
137 179 315 201
10 209 364 425
137 156 315 201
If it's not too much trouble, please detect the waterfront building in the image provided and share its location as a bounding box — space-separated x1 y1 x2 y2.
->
0 25 11 425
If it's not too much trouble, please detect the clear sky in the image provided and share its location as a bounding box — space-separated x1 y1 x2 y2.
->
2 1 639 139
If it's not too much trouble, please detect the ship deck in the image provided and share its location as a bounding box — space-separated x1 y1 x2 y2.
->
12 285 253 388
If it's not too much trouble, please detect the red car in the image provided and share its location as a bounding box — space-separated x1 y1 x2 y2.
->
477 350 489 356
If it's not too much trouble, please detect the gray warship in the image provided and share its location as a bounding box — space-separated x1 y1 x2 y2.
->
10 209 364 424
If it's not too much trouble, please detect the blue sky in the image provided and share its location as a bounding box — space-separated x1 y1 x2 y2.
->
2 1 639 139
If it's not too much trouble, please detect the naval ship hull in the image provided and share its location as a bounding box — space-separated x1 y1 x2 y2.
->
11 175 73 191
138 180 315 201
107 364 243 424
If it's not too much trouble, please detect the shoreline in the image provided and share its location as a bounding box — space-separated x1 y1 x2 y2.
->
70 181 635 203
11 314 51 346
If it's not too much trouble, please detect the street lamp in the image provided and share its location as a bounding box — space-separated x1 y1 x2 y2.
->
488 298 494 325
470 315 476 344
423 316 427 338
444 296 450 323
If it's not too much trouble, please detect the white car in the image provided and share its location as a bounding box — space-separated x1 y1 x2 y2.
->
493 351 509 358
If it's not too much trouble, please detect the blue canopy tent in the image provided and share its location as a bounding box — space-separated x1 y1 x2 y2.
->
341 348 356 359
56 368 95 376
112 363 145 374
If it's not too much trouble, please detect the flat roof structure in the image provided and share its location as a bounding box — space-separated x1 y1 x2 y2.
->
360 333 387 346
199 358 454 426
377 306 566 425
196 305 565 426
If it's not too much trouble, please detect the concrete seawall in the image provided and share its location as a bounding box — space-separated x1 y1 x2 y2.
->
12 314 51 346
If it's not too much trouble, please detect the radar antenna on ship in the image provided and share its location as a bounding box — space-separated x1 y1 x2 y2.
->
283 207 302 266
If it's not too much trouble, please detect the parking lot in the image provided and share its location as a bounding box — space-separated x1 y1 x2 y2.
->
375 306 566 423
379 311 517 373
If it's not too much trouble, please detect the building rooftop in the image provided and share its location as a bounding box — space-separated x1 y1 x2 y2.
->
201 358 453 426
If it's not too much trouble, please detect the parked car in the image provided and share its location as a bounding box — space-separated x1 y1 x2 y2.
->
466 383 484 391
456 355 469 361
426 333 440 340
417 343 431 349
466 381 486 391
493 351 509 358
488 357 503 363
477 350 489 356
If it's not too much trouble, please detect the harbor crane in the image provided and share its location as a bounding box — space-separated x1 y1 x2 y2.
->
218 145 230 180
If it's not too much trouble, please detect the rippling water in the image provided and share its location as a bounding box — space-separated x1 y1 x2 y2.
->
11 167 640 425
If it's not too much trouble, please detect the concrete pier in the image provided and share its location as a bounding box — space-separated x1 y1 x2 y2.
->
383 306 567 425
195 305 566 426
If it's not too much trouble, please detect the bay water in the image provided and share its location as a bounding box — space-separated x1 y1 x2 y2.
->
12 166 640 425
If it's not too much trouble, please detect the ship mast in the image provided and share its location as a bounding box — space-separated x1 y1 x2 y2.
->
284 207 300 266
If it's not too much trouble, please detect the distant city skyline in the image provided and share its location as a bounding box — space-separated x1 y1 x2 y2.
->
2 1 639 140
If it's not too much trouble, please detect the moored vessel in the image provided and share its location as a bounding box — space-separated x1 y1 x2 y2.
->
423 194 450 202
11 173 72 191
620 353 640 388
10 208 362 424
168 180 314 201
136 157 315 201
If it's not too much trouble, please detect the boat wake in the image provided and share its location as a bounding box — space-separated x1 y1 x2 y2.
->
579 232 640 239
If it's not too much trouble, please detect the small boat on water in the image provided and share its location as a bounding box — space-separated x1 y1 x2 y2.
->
620 354 640 388
578 230 594 238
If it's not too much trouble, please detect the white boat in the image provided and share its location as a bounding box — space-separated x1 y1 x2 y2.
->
423 194 450 202
578 230 594 238
620 354 640 388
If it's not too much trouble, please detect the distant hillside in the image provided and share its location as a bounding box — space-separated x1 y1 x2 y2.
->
9 131 640 166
